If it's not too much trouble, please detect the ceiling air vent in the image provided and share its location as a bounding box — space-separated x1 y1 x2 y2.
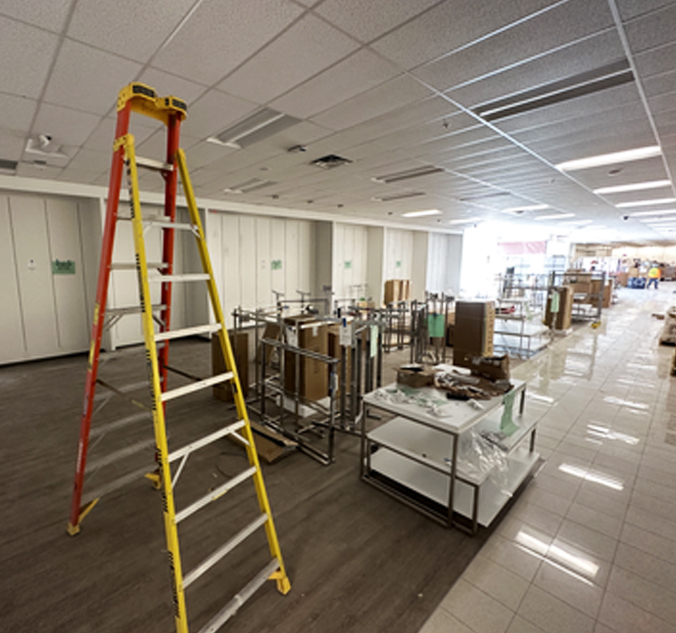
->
310 154 352 169
207 108 300 150
474 59 634 122
372 165 444 184
223 178 277 194
372 191 426 202
0 158 17 173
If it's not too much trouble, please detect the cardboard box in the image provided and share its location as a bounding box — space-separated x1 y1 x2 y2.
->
467 354 510 381
616 272 629 287
396 366 436 388
454 301 495 362
603 282 612 308
212 332 249 402
400 279 411 301
283 317 328 401
384 279 402 304
628 267 640 278
545 285 573 330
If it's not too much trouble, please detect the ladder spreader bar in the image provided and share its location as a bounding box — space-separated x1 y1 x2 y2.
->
174 466 256 524
154 323 221 342
196 559 281 633
161 372 233 402
110 262 168 270
144 220 194 231
105 303 166 316
135 155 173 172
168 420 245 463
183 513 269 589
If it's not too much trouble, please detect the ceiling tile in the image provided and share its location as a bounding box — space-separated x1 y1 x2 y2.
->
414 0 615 92
218 14 359 104
44 39 142 116
624 3 676 54
648 92 676 116
315 0 439 43
64 148 113 174
0 131 27 161
137 68 208 106
68 0 196 63
448 29 625 109
57 168 102 184
617 0 675 21
270 49 399 119
83 117 158 154
180 89 258 140
371 0 566 69
643 70 676 98
0 0 72 33
0 16 59 99
634 41 676 78
16 163 62 179
32 103 101 146
310 75 433 130
153 0 303 85
0 93 38 134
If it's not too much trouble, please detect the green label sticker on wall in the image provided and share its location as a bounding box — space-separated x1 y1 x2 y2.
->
395 260 402 268
271 259 283 270
344 260 352 269
52 259 76 275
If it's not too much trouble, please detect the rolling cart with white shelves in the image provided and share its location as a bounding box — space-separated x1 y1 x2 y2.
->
360 378 539 533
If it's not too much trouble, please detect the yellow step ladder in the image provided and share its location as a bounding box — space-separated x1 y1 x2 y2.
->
68 83 290 633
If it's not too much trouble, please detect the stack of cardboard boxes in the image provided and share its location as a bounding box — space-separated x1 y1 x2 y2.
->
212 332 249 402
453 301 495 368
283 316 328 401
545 286 574 330
383 279 411 304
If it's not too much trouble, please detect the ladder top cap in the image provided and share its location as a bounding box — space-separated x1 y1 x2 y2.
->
117 82 187 123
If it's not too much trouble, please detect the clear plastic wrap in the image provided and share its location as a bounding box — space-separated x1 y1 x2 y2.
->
372 387 456 418
457 429 511 495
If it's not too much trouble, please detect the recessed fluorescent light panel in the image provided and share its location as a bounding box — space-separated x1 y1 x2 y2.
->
630 209 676 217
372 165 444 184
616 198 676 208
559 219 594 226
556 145 661 171
449 217 482 224
535 213 575 221
402 209 441 218
372 191 426 202
474 59 633 122
223 178 276 194
208 108 300 149
594 179 671 194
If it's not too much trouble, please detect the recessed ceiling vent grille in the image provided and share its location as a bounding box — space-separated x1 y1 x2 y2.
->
223 178 277 194
372 191 426 202
474 59 634 122
372 165 444 184
311 154 352 169
0 158 17 173
208 108 300 149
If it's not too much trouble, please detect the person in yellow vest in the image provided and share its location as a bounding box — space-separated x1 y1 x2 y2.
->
647 263 661 289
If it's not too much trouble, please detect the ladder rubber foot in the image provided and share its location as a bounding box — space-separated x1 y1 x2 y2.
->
67 522 81 536
276 576 291 595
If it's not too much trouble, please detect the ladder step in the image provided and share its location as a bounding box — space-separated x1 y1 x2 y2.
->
110 262 168 271
149 273 210 283
90 411 152 438
106 303 166 317
155 323 221 342
85 438 156 473
168 420 246 463
135 155 173 172
82 464 155 506
175 466 256 524
196 559 281 633
161 372 233 403
144 220 195 231
183 513 268 589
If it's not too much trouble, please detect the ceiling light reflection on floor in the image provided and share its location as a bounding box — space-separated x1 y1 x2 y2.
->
516 531 598 585
558 463 624 491
604 396 649 410
587 423 640 445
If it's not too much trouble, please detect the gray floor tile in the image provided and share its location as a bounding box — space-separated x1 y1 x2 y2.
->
440 578 514 633
517 585 594 633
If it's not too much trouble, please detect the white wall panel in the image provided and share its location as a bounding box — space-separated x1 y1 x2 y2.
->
45 197 89 352
0 196 25 363
427 232 463 296
221 213 241 328
256 217 271 306
384 228 414 280
239 216 257 309
270 218 286 299
10 195 60 357
298 220 313 295
333 222 369 299
285 220 300 300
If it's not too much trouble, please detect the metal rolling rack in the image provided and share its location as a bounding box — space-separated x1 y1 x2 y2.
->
409 292 455 364
550 270 606 323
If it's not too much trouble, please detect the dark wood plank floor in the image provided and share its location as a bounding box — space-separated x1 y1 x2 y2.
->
0 340 492 633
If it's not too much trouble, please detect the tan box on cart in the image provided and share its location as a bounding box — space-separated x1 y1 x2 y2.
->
212 332 249 402
384 279 402 304
283 316 328 401
327 325 352 397
454 301 495 366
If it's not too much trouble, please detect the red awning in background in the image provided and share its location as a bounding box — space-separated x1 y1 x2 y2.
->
498 241 547 255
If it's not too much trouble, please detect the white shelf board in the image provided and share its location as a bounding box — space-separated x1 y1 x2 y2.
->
369 445 539 527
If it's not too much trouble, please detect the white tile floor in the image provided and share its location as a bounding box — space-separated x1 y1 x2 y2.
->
419 284 676 633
